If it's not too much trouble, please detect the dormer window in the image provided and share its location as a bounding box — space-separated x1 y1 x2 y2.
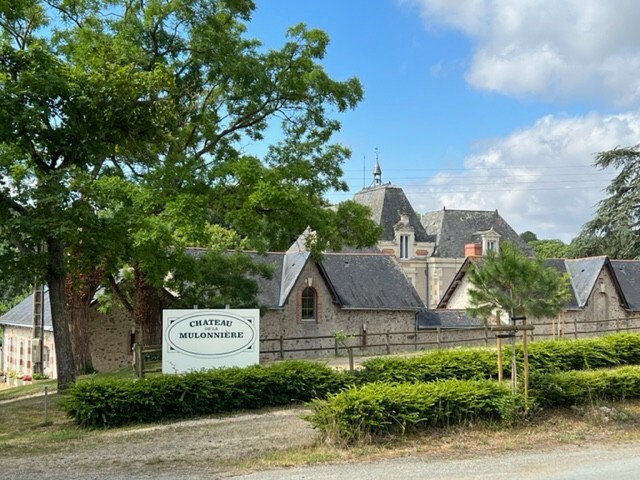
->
474 227 501 256
400 235 409 259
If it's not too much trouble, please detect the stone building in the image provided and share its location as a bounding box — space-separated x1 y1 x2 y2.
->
437 255 639 338
352 162 528 308
0 238 425 378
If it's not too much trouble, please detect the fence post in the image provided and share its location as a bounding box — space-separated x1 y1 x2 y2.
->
334 336 339 356
385 332 390 355
279 335 284 360
574 317 579 339
484 324 489 345
436 327 441 349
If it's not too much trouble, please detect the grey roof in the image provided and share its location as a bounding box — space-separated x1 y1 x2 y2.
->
416 309 484 329
245 252 285 308
319 254 424 310
439 255 626 312
564 257 608 308
422 209 530 258
353 184 434 242
543 258 579 308
0 289 52 330
611 260 640 311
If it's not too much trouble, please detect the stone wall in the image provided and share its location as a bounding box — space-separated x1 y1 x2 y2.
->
259 260 418 360
88 303 136 372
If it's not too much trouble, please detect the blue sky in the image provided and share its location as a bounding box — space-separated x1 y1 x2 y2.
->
247 1 640 242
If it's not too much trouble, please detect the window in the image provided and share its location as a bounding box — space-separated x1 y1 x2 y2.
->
399 235 409 259
301 287 317 321
486 240 496 252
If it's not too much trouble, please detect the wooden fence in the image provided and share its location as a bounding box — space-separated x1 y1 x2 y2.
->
132 315 640 377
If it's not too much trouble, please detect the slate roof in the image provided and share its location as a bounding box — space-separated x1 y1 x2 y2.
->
319 253 424 310
563 257 609 308
416 309 484 329
438 255 628 312
0 289 52 330
353 184 434 243
611 260 640 311
422 208 530 258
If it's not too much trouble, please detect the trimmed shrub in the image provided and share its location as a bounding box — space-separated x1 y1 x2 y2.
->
358 348 500 384
530 365 640 408
358 333 640 384
63 360 353 428
307 379 518 444
523 334 640 374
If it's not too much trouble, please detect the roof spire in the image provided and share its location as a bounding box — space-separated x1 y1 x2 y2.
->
373 147 382 186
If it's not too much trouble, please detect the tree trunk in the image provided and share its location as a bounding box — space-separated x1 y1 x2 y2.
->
47 239 76 391
133 265 166 345
66 280 95 375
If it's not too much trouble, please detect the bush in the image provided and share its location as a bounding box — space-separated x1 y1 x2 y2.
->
307 379 518 444
357 333 640 384
524 333 640 374
358 348 500 384
63 360 353 428
530 365 640 408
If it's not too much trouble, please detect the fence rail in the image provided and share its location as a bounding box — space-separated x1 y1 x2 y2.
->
132 316 640 377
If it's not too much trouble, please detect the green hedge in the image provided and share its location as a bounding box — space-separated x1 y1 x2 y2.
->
530 365 640 407
358 333 640 384
358 348 499 384
64 360 353 428
524 333 640 374
307 379 518 443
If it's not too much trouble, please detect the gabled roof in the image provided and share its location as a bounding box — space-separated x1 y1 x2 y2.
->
437 255 628 312
319 253 424 310
422 208 529 258
611 260 640 311
0 289 52 330
563 256 609 308
353 184 434 243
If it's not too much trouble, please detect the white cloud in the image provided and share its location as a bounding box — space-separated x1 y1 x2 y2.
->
407 0 640 106
408 112 640 242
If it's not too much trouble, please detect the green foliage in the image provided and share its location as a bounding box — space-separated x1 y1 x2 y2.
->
307 380 518 443
519 231 538 243
1 0 381 379
465 242 571 320
358 348 500 384
530 365 640 407
573 145 640 259
358 333 640 383
524 333 640 374
528 239 570 258
63 360 353 428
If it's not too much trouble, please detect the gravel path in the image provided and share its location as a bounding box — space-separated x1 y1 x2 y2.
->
0 408 317 480
2 403 639 480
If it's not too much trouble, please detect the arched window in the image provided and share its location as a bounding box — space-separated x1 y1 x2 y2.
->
301 287 317 321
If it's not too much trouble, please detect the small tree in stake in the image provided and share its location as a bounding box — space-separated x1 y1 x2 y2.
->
465 242 570 408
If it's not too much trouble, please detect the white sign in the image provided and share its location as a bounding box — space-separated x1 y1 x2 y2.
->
162 309 259 373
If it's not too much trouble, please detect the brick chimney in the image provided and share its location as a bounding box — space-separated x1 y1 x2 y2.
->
465 243 482 258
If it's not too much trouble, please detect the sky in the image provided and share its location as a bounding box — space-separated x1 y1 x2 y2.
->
247 0 640 242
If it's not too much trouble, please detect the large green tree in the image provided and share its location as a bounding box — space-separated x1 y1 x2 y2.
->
0 0 380 389
465 242 570 321
573 145 640 259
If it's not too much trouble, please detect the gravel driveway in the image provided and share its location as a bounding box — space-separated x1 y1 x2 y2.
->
2 404 639 480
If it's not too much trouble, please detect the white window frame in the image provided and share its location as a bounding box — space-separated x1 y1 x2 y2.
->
399 235 409 259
